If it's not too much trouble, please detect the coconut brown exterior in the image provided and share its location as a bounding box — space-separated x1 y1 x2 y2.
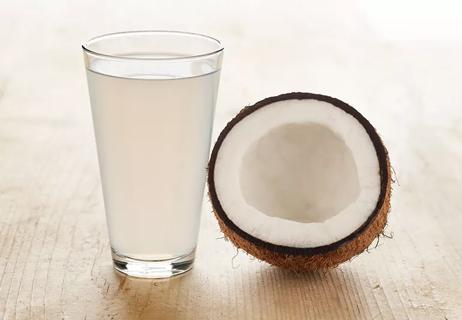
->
208 92 391 271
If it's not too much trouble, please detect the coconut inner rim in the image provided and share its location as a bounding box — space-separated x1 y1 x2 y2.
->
213 99 381 248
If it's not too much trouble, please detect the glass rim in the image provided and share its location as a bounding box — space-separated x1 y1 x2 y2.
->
82 30 224 61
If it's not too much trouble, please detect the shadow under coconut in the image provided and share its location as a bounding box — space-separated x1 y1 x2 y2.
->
246 265 370 319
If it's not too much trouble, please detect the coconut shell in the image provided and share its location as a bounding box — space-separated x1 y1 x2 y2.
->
208 92 392 271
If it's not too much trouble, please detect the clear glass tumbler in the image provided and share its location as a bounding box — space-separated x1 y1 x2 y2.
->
82 31 223 278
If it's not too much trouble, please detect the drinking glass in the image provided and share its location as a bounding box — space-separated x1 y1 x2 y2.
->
82 31 223 278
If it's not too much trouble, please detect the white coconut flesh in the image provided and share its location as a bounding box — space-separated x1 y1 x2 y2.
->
213 99 381 248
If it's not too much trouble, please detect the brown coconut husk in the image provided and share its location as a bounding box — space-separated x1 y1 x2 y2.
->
208 92 392 271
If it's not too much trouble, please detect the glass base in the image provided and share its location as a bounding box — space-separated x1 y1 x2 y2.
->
111 249 195 279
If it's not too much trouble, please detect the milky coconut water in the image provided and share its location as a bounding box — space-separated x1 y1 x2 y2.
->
87 68 219 260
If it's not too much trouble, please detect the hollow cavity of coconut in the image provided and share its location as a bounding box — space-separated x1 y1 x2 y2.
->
208 92 391 271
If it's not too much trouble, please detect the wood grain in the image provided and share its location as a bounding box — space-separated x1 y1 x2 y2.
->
1 0 462 319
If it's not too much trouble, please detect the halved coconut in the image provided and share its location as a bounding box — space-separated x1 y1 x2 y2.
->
208 92 391 271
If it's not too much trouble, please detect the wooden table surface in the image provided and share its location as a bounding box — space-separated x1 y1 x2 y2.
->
1 1 462 319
